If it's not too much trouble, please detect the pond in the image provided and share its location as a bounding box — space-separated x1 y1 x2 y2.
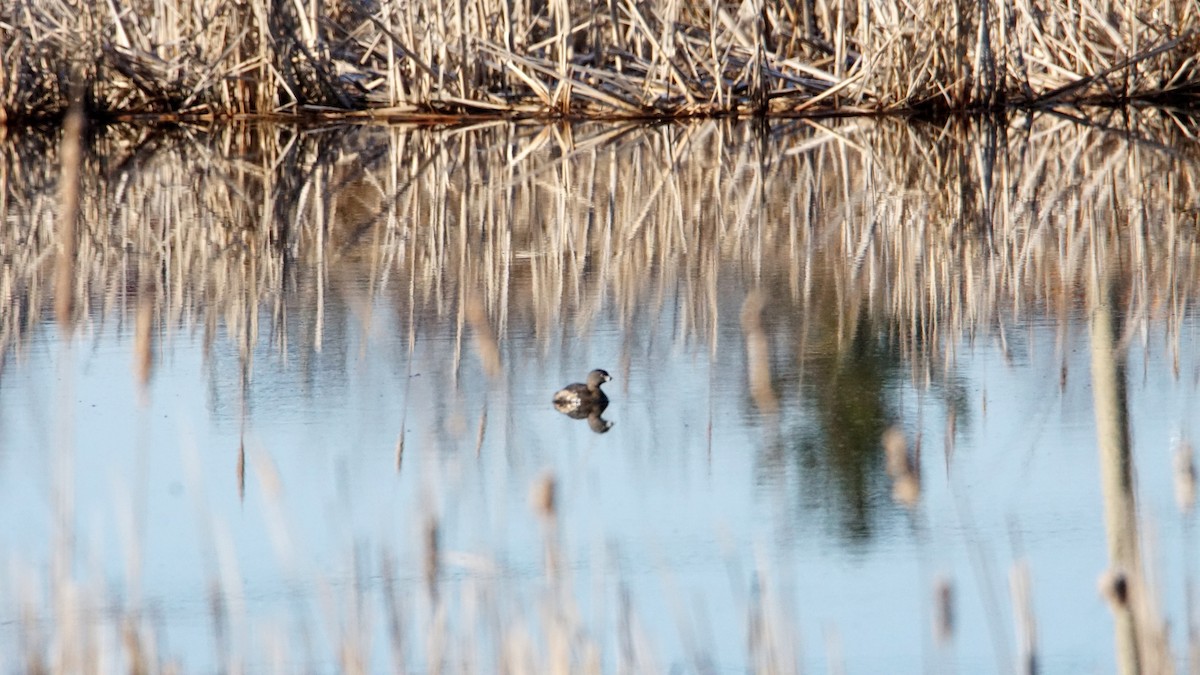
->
1 113 1198 673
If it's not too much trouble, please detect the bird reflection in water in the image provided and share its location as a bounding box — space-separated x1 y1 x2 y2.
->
553 369 613 434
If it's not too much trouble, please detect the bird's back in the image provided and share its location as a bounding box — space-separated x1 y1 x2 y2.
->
553 382 590 408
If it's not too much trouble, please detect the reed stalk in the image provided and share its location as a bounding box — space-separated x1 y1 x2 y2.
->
4 0 1200 121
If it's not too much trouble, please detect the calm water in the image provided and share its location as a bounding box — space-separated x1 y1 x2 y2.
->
1 115 1198 673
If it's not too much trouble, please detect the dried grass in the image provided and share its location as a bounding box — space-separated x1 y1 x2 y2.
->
4 0 1200 121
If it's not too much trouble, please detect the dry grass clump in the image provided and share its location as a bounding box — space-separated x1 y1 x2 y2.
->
4 0 1200 121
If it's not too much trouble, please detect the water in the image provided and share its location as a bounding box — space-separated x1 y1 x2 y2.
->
1 115 1199 673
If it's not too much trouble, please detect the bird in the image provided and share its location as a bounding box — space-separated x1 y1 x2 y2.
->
553 369 612 416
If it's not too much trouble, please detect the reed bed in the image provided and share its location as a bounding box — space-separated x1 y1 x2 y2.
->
3 111 1200 390
2 113 1200 671
4 0 1200 122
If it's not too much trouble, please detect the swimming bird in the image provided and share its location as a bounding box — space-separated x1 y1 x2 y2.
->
553 369 611 415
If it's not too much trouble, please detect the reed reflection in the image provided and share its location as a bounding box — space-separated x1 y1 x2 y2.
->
2 114 1199 536
747 280 906 541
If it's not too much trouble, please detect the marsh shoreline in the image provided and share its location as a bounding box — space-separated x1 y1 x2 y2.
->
4 0 1199 124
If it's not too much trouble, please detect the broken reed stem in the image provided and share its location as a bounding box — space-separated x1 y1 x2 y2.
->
54 101 85 331
530 472 559 580
933 575 954 646
133 292 155 394
423 516 440 603
1011 561 1037 675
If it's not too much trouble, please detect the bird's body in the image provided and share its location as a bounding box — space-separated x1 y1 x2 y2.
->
553 369 611 415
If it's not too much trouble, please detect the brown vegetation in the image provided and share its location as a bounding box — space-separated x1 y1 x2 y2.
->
4 0 1200 121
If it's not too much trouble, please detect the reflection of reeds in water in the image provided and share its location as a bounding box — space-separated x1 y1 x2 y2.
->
1176 440 1197 515
465 293 501 380
3 113 1200 379
4 113 1200 671
741 290 778 414
133 292 154 391
53 101 84 331
882 425 919 508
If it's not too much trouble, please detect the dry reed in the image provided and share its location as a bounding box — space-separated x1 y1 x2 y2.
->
4 0 1200 121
